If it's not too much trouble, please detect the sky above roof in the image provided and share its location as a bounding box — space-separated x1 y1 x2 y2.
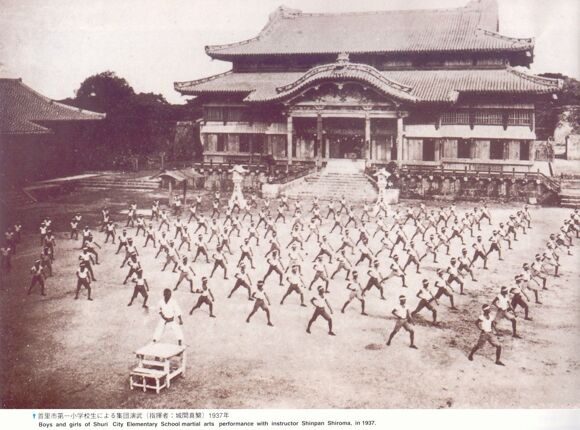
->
0 0 578 104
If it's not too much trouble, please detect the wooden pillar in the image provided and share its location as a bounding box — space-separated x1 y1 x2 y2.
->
396 116 404 165
365 115 371 160
287 115 293 165
325 118 330 159
317 114 323 161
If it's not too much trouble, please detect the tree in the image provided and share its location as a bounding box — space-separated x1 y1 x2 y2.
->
59 72 200 167
539 73 580 105
536 73 580 139
73 71 135 113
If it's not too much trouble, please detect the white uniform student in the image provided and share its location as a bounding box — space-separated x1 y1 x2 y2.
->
386 295 417 348
153 289 184 346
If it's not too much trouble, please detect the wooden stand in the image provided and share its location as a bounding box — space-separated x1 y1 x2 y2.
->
129 343 186 394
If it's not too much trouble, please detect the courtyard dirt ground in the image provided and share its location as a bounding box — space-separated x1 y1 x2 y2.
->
0 188 579 409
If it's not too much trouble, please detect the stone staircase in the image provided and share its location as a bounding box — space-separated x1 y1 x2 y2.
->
75 174 161 191
284 159 377 201
0 188 37 209
559 178 580 209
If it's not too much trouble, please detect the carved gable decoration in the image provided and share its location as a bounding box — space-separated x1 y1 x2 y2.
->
272 61 417 105
287 82 397 108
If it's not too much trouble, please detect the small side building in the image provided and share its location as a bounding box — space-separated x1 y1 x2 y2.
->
0 78 105 185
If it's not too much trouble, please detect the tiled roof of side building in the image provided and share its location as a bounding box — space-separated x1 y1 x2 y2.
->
0 78 105 135
205 1 533 58
174 67 562 104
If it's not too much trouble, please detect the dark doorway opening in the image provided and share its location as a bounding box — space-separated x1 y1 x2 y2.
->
490 140 504 160
458 139 471 158
520 141 530 160
423 139 436 161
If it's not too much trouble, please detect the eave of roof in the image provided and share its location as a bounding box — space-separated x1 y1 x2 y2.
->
174 67 561 104
0 78 105 135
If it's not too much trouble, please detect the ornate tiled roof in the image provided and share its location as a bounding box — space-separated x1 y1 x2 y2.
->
174 67 562 104
270 58 418 103
205 1 533 59
0 79 105 135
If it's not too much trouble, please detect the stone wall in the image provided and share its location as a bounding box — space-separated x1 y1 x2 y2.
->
566 135 580 160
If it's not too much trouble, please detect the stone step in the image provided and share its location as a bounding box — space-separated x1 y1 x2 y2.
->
78 179 159 185
77 182 160 190
306 176 367 182
286 191 376 200
77 179 160 185
78 185 160 191
306 176 369 180
78 179 160 185
0 190 36 208
560 191 580 208
283 163 377 202
560 188 580 196
286 192 375 198
304 182 373 187
560 179 580 188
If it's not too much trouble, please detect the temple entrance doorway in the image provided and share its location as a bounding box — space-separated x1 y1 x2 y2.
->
324 118 365 159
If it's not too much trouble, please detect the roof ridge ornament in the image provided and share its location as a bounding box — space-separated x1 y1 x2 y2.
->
204 6 303 54
475 27 534 46
276 5 302 19
336 52 350 64
334 53 350 72
506 67 563 89
174 70 234 91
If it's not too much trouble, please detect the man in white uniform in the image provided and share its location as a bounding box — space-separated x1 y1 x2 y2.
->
153 289 184 346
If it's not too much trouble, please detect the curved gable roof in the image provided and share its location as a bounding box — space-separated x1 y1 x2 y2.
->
270 60 417 103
